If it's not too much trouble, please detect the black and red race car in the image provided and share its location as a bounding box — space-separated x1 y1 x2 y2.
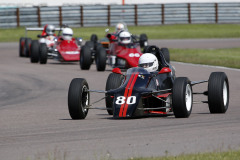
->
19 24 82 64
79 31 170 71
67 46 229 119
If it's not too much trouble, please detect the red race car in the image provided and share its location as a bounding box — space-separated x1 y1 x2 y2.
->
79 29 150 71
19 24 82 64
80 29 170 71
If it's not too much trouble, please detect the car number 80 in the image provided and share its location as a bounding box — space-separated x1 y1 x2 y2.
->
115 96 136 105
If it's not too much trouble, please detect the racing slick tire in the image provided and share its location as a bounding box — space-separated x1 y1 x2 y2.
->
161 48 170 64
208 72 229 113
39 43 48 64
140 33 148 48
95 46 106 71
68 78 89 119
19 37 25 57
80 45 92 70
30 40 40 63
105 73 124 115
24 38 32 57
172 77 193 118
95 42 102 51
85 41 94 50
90 34 98 43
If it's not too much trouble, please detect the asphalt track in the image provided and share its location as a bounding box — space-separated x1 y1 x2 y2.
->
0 39 240 160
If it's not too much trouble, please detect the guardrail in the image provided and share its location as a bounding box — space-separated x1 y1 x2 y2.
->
0 3 240 28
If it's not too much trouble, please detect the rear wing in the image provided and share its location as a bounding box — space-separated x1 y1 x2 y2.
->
25 27 62 37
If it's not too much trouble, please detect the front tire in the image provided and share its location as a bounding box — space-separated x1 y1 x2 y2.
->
208 72 229 113
68 78 89 119
30 40 40 63
96 47 106 71
19 37 25 57
90 34 98 43
172 77 193 118
80 46 92 70
39 43 48 64
105 73 124 115
25 38 32 57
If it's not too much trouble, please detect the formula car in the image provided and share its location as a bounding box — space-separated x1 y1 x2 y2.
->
67 46 229 119
79 30 170 71
19 24 82 64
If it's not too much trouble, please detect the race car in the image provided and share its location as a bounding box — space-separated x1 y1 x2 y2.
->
80 29 170 71
19 24 61 58
19 24 82 64
67 46 229 119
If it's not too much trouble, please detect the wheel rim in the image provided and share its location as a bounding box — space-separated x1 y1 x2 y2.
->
223 81 228 106
81 85 89 113
185 84 192 111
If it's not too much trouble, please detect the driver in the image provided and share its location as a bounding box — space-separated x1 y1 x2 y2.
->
119 31 132 45
46 25 55 36
115 22 125 34
42 24 56 37
62 27 73 41
107 22 127 42
138 53 159 72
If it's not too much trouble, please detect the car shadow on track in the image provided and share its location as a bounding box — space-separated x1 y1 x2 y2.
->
48 62 78 65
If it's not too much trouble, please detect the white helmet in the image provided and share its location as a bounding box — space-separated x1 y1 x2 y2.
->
119 31 131 44
138 53 159 72
115 23 125 33
62 28 73 40
46 25 55 35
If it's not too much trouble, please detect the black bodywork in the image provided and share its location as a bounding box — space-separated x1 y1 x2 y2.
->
107 66 175 118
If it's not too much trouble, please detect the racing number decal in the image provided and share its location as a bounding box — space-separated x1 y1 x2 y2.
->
129 53 140 57
116 96 136 105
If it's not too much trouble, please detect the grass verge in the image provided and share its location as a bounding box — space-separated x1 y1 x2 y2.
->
169 48 240 69
129 149 240 160
1 24 240 42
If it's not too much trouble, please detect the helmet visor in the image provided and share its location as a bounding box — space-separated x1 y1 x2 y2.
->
120 37 130 41
139 62 154 68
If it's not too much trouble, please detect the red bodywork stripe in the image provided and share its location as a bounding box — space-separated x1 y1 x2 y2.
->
149 111 167 114
157 93 172 98
122 73 139 117
119 74 135 117
119 72 139 117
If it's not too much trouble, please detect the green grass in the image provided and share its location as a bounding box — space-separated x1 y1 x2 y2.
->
170 48 240 69
26 148 240 160
1 24 240 42
128 149 240 160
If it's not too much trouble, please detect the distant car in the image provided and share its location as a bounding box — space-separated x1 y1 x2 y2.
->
80 31 170 71
67 46 229 119
19 24 82 64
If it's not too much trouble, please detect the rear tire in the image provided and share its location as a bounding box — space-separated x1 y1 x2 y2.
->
68 78 89 119
105 73 124 115
25 38 32 57
172 77 193 118
85 41 94 49
39 43 48 64
30 40 40 63
161 48 170 64
19 37 25 57
96 47 106 71
208 72 229 113
80 46 92 70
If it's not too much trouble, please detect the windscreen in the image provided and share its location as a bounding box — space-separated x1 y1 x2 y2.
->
122 67 151 88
